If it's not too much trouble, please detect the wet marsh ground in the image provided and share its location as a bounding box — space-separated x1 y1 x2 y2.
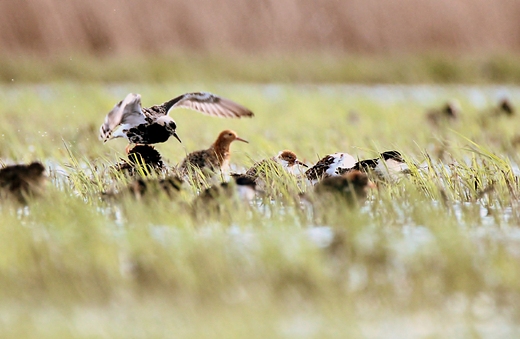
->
2 82 520 338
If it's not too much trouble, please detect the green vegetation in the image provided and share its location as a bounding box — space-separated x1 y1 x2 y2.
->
3 53 520 84
1 83 520 337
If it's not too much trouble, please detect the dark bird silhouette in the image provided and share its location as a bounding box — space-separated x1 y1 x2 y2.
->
114 144 165 174
0 162 46 203
426 100 461 126
313 170 375 206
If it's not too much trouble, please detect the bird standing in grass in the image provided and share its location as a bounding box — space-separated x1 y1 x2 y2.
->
347 150 409 182
426 100 461 126
99 92 253 151
246 150 308 178
197 175 257 204
313 170 376 206
179 130 248 177
113 144 165 174
0 162 46 203
304 152 357 185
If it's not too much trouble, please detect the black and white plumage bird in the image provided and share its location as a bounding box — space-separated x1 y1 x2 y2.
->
99 92 254 148
304 152 357 185
348 151 409 182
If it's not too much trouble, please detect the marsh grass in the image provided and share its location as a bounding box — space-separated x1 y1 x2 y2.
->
3 54 520 84
1 83 520 337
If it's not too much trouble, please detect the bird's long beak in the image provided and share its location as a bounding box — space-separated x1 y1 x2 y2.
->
173 132 182 143
236 137 249 143
295 160 308 168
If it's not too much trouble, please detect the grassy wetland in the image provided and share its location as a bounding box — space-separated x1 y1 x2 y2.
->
3 0 520 336
1 80 520 338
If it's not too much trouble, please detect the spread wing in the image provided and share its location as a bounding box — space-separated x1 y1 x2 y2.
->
99 93 147 142
166 92 254 118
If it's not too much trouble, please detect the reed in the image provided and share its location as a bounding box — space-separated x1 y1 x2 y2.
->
1 0 520 56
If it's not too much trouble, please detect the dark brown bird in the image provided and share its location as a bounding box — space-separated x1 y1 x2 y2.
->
313 170 375 205
497 98 515 116
0 162 46 203
104 176 184 201
126 176 183 200
179 130 248 176
113 144 165 174
99 92 253 149
192 175 257 218
197 175 257 203
426 100 461 126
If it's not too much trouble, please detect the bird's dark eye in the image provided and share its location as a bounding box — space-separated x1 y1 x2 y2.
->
170 122 177 129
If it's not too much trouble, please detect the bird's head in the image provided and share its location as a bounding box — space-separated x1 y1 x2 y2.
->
215 130 248 145
277 150 308 168
156 116 181 143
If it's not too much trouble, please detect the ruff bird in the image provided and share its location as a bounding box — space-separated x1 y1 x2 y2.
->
304 152 357 184
197 175 257 204
348 150 409 182
114 144 165 174
426 100 461 126
191 175 257 217
103 176 183 201
313 170 375 206
246 150 308 178
497 98 515 116
0 162 46 202
126 176 183 200
99 92 253 149
179 130 248 176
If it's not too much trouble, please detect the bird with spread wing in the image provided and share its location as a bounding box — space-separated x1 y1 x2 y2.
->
99 92 254 151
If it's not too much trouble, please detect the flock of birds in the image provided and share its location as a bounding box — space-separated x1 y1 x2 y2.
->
0 91 516 211
97 91 411 207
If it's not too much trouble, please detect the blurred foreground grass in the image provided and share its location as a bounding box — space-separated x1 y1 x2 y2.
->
3 53 520 84
1 83 520 338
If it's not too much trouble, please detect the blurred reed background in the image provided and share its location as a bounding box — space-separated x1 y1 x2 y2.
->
1 0 520 82
2 0 520 55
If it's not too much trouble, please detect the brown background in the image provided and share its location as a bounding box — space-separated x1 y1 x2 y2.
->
1 0 519 56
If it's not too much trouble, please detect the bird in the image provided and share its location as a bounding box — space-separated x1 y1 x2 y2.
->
497 98 515 116
0 162 46 203
313 170 376 206
197 175 257 204
179 130 248 177
102 176 183 201
426 100 461 126
113 144 165 174
191 175 258 217
125 176 183 200
99 92 253 150
245 150 308 178
477 98 516 128
304 152 357 185
347 150 409 182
